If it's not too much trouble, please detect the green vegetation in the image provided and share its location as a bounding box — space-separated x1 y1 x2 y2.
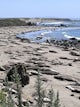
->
0 66 63 107
36 71 45 107
13 66 22 107
0 18 36 27
35 71 61 107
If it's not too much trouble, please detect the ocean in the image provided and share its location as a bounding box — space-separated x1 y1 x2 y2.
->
17 21 80 43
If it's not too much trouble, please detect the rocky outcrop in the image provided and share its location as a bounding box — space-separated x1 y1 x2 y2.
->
6 63 29 87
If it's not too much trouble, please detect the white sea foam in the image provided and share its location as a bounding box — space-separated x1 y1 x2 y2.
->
62 32 80 40
41 31 52 36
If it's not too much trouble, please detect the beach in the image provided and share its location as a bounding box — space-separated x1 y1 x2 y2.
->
0 26 80 107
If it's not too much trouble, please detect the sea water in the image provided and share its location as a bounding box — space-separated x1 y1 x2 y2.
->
17 27 80 43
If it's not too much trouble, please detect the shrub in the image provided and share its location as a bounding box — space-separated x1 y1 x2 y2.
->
0 18 36 27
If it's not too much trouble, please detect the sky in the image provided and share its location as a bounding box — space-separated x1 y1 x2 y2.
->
0 0 80 18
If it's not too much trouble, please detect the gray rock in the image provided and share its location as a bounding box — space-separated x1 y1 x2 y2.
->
2 87 17 94
51 60 63 65
41 77 48 82
43 97 50 103
59 57 72 60
41 68 59 75
70 51 80 56
30 70 41 76
6 63 29 87
66 85 80 93
36 36 43 40
49 50 57 53
68 63 72 66
73 58 80 62
0 66 5 71
54 74 76 82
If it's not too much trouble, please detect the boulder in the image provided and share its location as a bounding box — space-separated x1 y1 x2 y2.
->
6 63 29 87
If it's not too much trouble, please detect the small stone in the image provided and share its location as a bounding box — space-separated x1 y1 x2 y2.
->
41 68 59 75
43 97 50 103
68 63 72 66
70 94 74 96
49 50 57 53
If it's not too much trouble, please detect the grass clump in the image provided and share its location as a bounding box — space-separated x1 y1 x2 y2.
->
35 71 45 107
35 71 61 107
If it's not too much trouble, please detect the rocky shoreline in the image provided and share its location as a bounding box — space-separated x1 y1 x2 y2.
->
0 26 80 107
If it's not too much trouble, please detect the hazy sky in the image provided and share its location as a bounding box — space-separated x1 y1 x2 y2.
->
0 0 80 18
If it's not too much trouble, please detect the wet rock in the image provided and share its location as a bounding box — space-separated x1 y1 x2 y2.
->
6 63 29 87
20 38 30 43
46 39 51 44
16 36 30 43
49 39 55 44
36 36 43 40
